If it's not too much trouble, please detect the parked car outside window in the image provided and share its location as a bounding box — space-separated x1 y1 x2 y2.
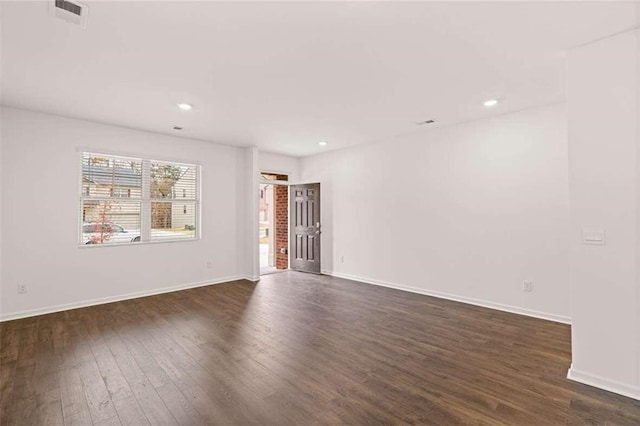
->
82 222 139 244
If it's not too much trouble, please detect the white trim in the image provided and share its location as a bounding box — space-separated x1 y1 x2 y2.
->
325 271 572 324
79 152 201 246
567 365 640 401
0 275 254 322
260 179 290 186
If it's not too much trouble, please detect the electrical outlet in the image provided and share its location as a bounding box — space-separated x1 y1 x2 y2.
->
339 256 345 263
17 284 27 294
206 261 213 269
522 280 533 292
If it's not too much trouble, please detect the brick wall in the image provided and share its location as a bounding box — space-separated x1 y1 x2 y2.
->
274 185 289 269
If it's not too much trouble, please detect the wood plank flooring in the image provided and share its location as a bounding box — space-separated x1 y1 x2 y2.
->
1 271 639 425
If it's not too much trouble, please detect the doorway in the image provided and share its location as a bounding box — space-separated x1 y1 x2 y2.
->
259 173 289 275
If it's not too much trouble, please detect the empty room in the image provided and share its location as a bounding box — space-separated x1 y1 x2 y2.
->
1 0 640 424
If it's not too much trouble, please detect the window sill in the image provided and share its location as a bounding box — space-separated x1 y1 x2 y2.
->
78 237 201 248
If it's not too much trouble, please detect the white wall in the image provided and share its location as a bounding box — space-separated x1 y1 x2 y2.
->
0 109 3 309
0 7 4 313
258 151 300 183
300 104 571 322
0 107 251 320
243 146 260 280
566 29 640 400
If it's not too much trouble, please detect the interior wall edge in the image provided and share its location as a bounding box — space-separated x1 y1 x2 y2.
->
637 19 640 404
325 271 572 325
247 146 261 279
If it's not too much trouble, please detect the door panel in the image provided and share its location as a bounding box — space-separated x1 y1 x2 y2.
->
290 183 321 274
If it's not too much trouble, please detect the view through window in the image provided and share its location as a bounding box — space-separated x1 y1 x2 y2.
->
80 152 199 245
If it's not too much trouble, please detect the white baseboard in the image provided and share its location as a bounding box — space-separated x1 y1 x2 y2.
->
568 364 640 401
0 275 253 322
325 271 571 324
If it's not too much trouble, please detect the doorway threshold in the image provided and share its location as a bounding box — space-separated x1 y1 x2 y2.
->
260 267 287 276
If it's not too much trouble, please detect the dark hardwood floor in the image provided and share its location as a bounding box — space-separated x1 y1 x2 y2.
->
1 271 639 425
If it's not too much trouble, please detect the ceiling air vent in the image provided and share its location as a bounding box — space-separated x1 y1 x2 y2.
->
56 0 81 15
50 0 89 28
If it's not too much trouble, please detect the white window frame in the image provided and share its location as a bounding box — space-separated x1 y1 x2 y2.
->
79 151 201 247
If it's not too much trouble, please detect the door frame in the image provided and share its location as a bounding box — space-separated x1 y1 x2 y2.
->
289 182 322 274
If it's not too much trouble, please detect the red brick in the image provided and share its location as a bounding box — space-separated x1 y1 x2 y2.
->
274 185 289 269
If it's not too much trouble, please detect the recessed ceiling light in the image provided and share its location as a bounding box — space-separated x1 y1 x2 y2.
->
318 141 328 146
176 103 192 111
173 126 183 131
483 99 499 107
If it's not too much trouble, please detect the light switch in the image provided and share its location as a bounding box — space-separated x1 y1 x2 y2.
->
583 228 605 245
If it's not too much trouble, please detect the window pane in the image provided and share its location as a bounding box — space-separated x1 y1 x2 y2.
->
150 201 197 241
82 153 142 199
80 153 199 246
82 200 141 245
150 162 197 200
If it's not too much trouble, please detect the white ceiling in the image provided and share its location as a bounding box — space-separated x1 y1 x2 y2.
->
1 1 638 157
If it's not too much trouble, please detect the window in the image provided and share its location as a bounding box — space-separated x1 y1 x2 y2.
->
80 152 200 245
